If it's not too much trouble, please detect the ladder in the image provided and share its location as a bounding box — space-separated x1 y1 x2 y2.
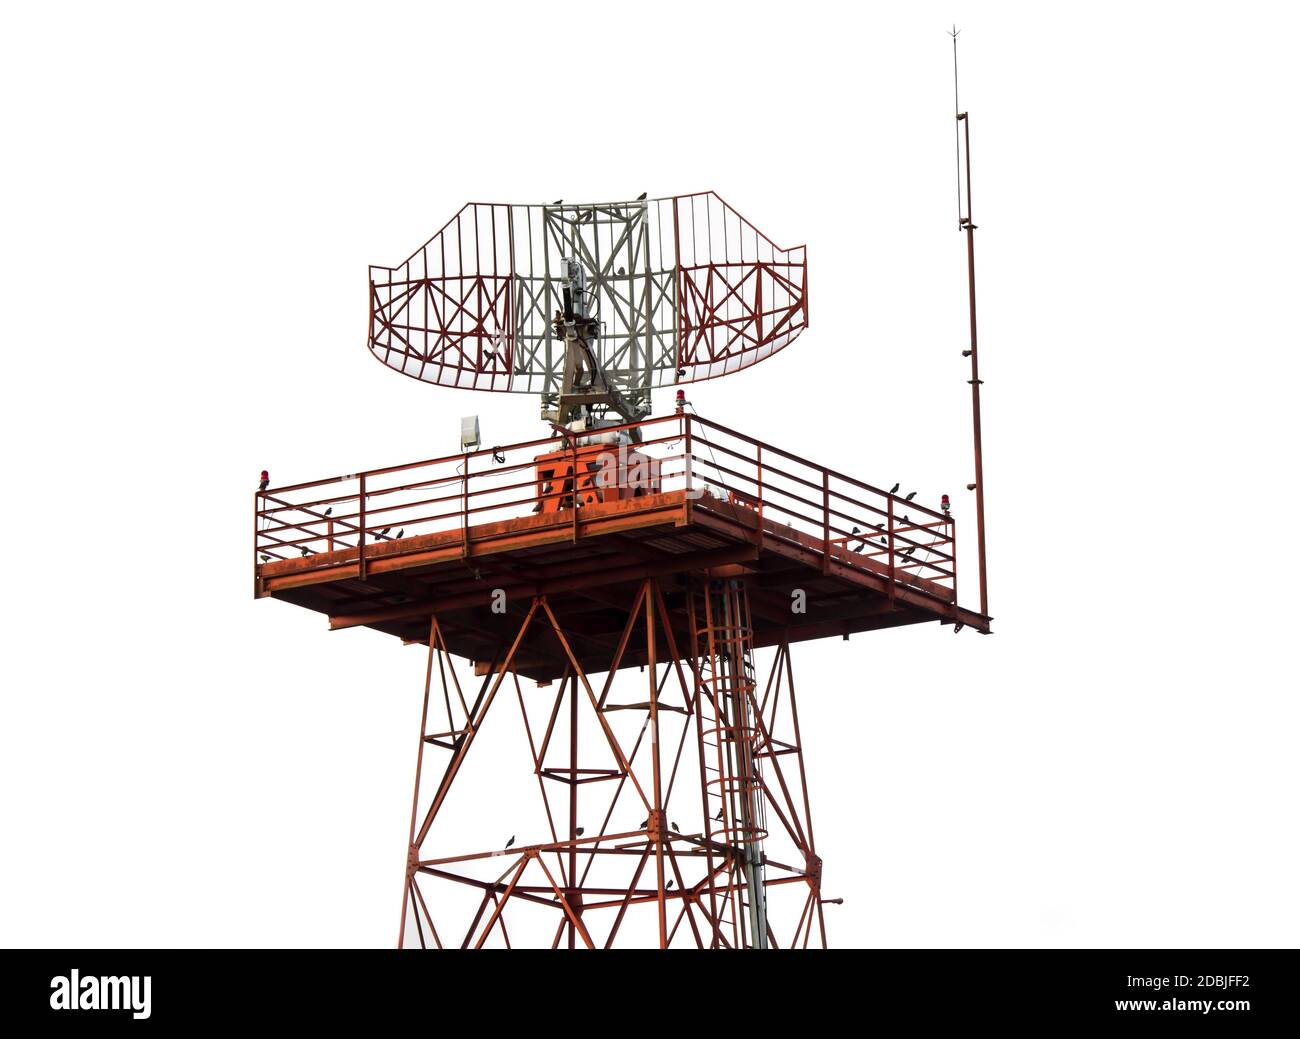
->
691 577 769 949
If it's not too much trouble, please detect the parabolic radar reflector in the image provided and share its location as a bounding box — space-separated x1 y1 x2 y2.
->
367 192 808 419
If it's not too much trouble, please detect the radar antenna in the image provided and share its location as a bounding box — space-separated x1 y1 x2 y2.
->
367 192 809 436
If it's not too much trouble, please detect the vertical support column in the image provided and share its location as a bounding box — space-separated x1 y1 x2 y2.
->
782 642 827 948
646 578 668 948
567 672 579 950
398 615 437 949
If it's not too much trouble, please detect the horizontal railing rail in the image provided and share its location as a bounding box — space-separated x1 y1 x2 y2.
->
254 414 957 608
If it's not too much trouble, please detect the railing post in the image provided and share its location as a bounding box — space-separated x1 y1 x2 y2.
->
462 453 471 557
358 473 367 580
683 413 693 500
253 491 262 596
887 496 895 603
755 443 763 550
820 471 830 574
949 515 958 608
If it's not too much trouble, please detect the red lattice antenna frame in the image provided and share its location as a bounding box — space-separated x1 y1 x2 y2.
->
367 192 808 402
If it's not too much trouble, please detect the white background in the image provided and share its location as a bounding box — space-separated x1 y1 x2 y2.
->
2 1 1297 947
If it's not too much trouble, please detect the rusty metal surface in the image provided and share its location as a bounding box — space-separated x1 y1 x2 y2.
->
254 415 988 683
397 580 829 949
254 416 989 946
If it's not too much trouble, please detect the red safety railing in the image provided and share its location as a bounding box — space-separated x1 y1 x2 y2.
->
254 415 956 605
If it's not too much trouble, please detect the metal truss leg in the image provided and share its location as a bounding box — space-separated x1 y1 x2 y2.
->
396 581 829 949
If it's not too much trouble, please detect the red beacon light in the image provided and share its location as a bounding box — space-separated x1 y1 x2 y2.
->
675 389 686 413
941 493 951 514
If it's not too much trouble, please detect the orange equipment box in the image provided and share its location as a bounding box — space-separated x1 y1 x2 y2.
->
534 442 662 513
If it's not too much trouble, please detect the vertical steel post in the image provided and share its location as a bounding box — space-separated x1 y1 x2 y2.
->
358 474 367 580
960 112 989 619
646 578 668 948
567 671 579 949
252 491 261 596
887 496 896 603
398 615 437 948
821 471 830 574
953 31 990 621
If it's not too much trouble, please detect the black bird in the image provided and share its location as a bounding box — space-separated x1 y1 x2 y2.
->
617 266 625 276
666 879 675 889
259 553 271 563
852 526 861 535
872 523 884 532
552 199 563 205
676 367 686 378
903 546 915 558
639 818 649 829
505 835 515 848
395 529 404 539
714 809 724 821
575 826 585 836
671 821 680 833
905 491 916 501
636 191 647 201
889 482 900 495
323 507 333 517
879 537 887 545
300 547 312 557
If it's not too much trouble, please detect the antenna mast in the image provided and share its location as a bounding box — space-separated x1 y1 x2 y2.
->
950 26 990 621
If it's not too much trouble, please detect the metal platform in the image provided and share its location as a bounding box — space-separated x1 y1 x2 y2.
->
255 414 990 683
